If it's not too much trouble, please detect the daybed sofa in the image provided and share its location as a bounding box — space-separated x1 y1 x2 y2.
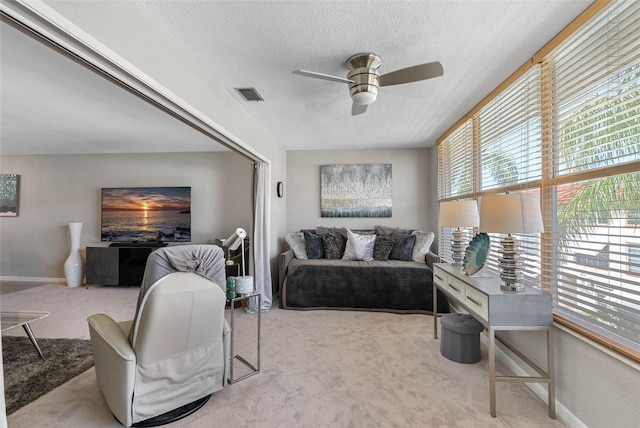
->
279 227 450 314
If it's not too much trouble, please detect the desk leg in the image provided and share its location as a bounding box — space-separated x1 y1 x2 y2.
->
489 328 496 418
22 323 44 359
433 281 438 339
548 328 556 419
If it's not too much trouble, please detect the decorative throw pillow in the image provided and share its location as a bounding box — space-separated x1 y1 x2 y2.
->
373 235 396 261
374 225 412 236
285 232 308 259
375 225 398 236
303 231 325 259
389 234 416 261
316 226 332 236
317 226 348 238
323 230 347 259
411 230 435 263
342 229 376 262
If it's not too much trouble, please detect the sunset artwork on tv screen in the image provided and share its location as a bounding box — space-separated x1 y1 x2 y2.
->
101 187 191 243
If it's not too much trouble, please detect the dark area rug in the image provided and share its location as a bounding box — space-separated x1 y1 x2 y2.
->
2 336 93 415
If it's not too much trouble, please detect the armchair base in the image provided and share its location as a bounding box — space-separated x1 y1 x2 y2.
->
132 394 211 427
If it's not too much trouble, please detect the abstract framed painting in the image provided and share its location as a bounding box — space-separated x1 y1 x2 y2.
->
0 174 20 217
320 164 392 218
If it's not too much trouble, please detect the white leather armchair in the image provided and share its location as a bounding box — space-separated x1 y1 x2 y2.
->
88 249 230 427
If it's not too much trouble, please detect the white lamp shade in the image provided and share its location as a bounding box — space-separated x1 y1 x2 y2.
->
438 200 480 228
225 227 247 251
479 193 544 234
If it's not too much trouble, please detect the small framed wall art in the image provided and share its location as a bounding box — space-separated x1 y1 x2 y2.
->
0 174 20 217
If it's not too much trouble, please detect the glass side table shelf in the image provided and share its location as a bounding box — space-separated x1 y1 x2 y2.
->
227 292 261 384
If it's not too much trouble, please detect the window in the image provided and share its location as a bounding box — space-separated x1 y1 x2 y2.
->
438 120 474 260
438 119 474 200
545 173 640 351
541 0 640 356
479 67 542 191
477 68 544 288
437 0 640 358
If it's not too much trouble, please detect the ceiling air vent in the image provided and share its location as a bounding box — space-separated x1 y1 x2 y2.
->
235 87 264 102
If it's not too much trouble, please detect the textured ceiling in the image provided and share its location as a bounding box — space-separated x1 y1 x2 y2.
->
1 1 592 155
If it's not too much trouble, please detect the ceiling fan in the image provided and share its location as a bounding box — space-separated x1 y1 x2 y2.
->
293 53 444 115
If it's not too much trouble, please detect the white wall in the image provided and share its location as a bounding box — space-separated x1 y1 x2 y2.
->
551 329 639 427
0 152 252 280
496 327 640 427
286 149 435 236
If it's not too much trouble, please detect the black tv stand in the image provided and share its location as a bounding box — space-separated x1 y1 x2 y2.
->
108 242 168 248
87 244 164 286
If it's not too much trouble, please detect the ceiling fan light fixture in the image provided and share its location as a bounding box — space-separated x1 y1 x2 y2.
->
347 67 380 105
292 52 443 114
351 91 377 105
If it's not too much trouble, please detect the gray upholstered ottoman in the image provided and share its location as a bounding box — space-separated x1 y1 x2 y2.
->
440 313 484 364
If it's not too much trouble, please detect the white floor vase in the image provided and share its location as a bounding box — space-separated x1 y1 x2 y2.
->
64 222 83 287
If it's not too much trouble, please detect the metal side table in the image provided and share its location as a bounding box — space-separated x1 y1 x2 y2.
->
227 292 261 383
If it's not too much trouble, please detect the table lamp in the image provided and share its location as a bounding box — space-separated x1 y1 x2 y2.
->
479 193 544 291
439 200 480 267
225 227 253 295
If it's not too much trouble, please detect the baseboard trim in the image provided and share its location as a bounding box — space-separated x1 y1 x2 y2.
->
0 276 66 283
480 332 587 428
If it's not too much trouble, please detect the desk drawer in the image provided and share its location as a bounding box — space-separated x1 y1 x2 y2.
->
446 276 466 301
464 285 489 322
433 269 447 288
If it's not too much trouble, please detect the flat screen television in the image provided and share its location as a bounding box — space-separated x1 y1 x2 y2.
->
101 187 191 243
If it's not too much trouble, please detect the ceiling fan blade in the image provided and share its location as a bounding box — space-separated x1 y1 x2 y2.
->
352 103 368 116
379 61 444 87
293 70 354 84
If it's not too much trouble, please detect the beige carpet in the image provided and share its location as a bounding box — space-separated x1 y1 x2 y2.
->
3 283 565 428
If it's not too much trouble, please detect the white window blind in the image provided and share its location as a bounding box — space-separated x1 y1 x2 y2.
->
629 245 640 275
438 120 474 261
479 67 542 190
438 119 474 199
541 0 640 354
476 68 543 287
543 173 640 351
543 1 640 178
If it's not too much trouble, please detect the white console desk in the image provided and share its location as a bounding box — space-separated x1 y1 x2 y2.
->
433 263 555 419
